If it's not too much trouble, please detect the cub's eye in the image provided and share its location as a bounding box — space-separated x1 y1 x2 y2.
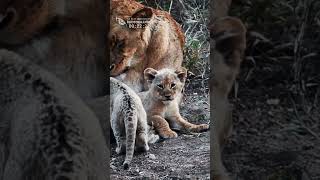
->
157 84 163 89
170 83 176 88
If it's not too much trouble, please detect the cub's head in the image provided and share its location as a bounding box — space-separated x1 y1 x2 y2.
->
109 7 155 76
0 0 65 45
144 67 187 102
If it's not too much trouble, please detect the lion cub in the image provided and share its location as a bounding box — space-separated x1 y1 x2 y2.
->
110 77 155 169
138 68 209 138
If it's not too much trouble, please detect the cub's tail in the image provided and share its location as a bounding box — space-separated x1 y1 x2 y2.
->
123 112 138 169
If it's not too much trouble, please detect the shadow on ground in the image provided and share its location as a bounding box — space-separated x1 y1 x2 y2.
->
224 66 320 180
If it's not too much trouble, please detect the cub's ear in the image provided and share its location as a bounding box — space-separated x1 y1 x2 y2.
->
132 7 153 19
144 68 158 83
175 67 187 83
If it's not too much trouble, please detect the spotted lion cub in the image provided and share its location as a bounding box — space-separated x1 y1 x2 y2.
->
110 77 159 169
139 68 209 138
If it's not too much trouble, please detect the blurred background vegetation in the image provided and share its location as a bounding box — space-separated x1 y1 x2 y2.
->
230 0 320 107
140 0 320 106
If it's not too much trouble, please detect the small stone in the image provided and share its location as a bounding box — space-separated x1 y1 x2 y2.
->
267 98 280 105
268 111 274 116
287 108 294 112
148 154 156 160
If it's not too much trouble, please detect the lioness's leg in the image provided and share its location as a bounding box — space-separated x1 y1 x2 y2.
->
150 115 177 138
210 17 247 180
211 130 230 180
211 86 233 180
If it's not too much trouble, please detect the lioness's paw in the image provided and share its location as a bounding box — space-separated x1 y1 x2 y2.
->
159 130 178 139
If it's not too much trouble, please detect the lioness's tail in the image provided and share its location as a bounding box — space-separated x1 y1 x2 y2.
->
123 111 138 169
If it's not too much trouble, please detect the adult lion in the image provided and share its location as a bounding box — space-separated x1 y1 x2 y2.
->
110 0 185 92
210 0 247 180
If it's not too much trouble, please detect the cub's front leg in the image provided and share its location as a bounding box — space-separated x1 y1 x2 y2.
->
166 103 209 133
150 115 178 138
169 115 209 133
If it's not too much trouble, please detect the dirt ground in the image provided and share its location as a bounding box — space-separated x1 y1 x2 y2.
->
109 57 320 180
223 65 320 180
110 77 210 179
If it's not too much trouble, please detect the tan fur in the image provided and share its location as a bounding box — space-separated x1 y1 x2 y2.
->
139 68 209 138
0 0 107 99
0 0 65 45
110 0 185 92
212 0 232 19
210 15 247 180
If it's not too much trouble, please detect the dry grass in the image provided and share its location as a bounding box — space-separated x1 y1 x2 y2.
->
227 2 320 178
140 0 210 95
231 0 320 105
140 0 210 73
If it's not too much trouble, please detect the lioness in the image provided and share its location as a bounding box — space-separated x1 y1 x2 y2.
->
110 0 185 92
211 16 246 180
209 0 248 179
139 67 210 138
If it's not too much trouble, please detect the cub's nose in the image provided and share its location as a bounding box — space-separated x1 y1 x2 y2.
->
165 95 171 99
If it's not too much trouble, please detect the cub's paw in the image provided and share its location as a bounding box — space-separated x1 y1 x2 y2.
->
190 124 210 133
148 134 160 144
159 129 178 139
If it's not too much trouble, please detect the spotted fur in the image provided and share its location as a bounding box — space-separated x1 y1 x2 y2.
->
110 77 157 169
0 49 107 179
